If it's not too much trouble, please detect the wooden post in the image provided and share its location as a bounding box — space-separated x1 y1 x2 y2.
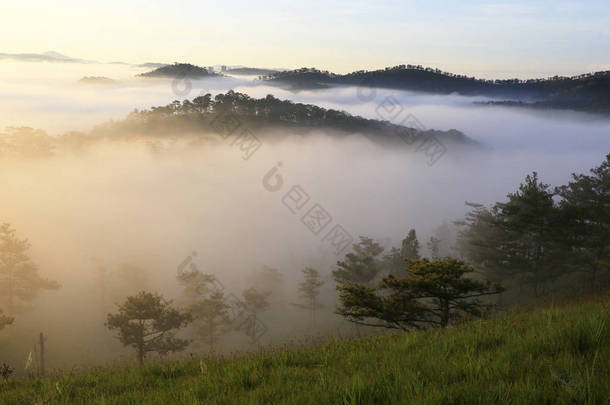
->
39 332 46 377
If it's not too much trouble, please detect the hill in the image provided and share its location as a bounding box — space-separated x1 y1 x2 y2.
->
93 90 477 149
138 63 218 79
0 92 477 160
0 296 607 404
262 66 610 114
226 67 279 76
78 76 117 85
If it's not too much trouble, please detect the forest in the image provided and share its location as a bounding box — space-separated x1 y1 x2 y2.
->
138 63 218 79
0 91 475 158
262 66 610 113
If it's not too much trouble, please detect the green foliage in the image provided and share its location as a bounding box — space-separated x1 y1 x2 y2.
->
402 258 504 327
246 266 284 300
458 156 610 299
2 297 607 404
492 172 566 296
455 202 506 284
0 127 54 158
557 154 610 290
0 93 475 159
177 269 216 306
138 63 216 79
0 223 60 314
242 287 271 315
401 229 420 261
337 258 503 330
294 268 325 327
381 230 421 277
264 65 610 113
177 268 235 350
332 236 384 284
105 292 192 365
189 290 232 351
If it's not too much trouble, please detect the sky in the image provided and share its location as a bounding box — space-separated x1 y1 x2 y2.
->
1 0 609 78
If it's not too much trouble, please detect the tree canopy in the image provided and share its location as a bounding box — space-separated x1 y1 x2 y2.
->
457 156 610 297
0 309 13 331
0 223 60 314
337 258 503 330
106 291 192 365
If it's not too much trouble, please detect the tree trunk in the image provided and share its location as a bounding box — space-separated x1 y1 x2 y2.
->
39 332 46 377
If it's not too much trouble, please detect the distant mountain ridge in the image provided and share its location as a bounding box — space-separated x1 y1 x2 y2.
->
0 51 92 64
0 50 169 70
261 66 610 114
226 67 279 76
78 76 118 85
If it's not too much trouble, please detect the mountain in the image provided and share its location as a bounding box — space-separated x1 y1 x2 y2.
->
261 66 610 114
0 51 167 69
138 63 218 79
136 62 169 69
78 76 118 85
0 51 92 63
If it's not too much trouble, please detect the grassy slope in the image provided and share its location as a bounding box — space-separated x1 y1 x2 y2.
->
1 297 608 404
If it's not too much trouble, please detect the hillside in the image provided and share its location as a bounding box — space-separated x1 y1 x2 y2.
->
138 63 218 79
262 66 610 114
94 91 477 148
226 67 279 76
0 297 607 404
0 92 477 159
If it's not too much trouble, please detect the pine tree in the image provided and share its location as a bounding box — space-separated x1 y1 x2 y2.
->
177 268 231 350
0 309 13 331
0 223 60 314
557 154 610 291
333 236 384 284
190 290 232 351
456 202 509 286
380 230 420 278
242 287 271 315
106 291 191 365
337 258 503 330
457 173 567 298
493 172 565 296
294 268 325 327
401 229 420 261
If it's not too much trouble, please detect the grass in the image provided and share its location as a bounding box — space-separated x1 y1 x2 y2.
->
0 296 608 404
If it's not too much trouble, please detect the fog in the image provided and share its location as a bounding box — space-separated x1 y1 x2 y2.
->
1 61 609 371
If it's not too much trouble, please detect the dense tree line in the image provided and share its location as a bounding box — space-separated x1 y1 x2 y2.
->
0 93 472 159
97 91 472 145
138 63 218 79
333 155 609 331
457 156 610 297
262 66 610 113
